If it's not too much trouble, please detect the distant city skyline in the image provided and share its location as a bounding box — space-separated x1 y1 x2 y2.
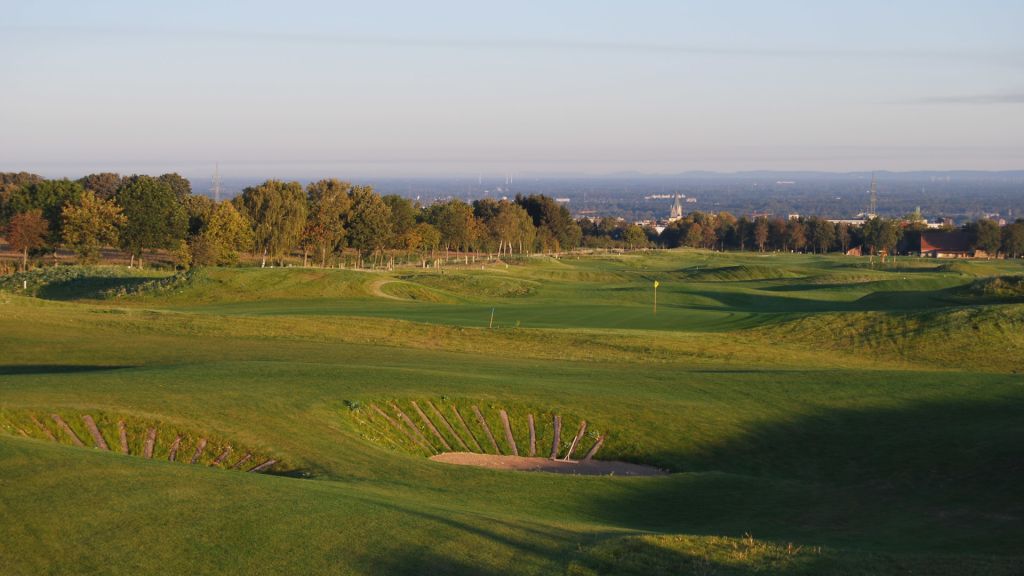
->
2 1 1023 178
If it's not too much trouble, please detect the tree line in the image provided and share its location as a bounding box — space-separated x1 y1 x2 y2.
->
0 172 583 270
3 171 1022 271
651 210 1023 257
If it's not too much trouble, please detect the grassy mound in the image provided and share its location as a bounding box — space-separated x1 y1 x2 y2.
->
753 305 1024 371
0 265 168 300
0 408 288 473
374 280 451 302
954 275 1024 301
686 265 805 282
935 260 1005 277
106 267 380 305
400 272 540 299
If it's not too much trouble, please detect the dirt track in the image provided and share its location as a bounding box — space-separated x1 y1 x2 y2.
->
430 452 667 477
367 278 406 300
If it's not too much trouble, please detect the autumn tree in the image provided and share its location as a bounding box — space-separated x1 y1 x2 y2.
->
686 222 703 248
305 179 352 267
754 217 769 252
414 222 441 263
427 199 476 257
78 173 123 200
787 219 807 252
701 220 718 248
61 191 126 264
5 209 49 269
836 222 852 252
183 194 217 237
191 201 254 266
488 201 534 256
6 178 84 245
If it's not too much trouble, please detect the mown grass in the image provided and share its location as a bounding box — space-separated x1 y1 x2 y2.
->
1 249 1022 574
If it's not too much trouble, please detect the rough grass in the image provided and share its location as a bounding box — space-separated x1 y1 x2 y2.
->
398 272 541 299
685 264 806 281
568 534 1024 576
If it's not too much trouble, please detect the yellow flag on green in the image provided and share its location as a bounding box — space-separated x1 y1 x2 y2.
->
654 280 660 289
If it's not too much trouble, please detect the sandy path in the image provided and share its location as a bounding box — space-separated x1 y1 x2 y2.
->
430 452 667 477
367 278 406 300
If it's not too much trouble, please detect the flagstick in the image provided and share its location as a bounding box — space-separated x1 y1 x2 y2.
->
653 284 657 316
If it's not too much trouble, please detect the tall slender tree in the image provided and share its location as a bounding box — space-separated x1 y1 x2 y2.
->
306 179 352 267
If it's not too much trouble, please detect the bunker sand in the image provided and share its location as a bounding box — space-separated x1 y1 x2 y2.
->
430 452 666 477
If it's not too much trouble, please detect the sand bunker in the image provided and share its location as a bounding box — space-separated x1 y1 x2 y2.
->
430 452 666 476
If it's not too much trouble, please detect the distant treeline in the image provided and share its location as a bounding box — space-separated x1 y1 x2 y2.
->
2 172 1022 271
642 212 1024 257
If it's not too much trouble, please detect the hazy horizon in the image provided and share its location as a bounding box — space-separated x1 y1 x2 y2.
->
3 1 1023 178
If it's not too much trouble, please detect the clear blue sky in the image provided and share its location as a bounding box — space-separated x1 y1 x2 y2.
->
2 0 1022 178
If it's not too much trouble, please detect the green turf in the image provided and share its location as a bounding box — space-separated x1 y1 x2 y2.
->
1 250 1022 574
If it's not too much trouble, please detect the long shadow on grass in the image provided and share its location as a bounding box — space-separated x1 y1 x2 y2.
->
585 396 1024 552
567 534 1024 576
685 288 950 313
341 493 602 575
36 277 157 300
0 364 135 375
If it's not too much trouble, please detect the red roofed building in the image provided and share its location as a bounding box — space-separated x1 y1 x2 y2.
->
919 230 985 258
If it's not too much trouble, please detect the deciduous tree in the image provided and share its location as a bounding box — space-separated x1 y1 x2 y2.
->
969 218 1002 256
306 179 352 267
192 201 254 266
623 224 648 249
346 185 392 266
61 191 126 264
78 173 123 200
754 217 769 252
237 180 307 267
117 175 188 266
6 178 84 245
1003 220 1024 258
157 173 192 199
6 209 49 269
